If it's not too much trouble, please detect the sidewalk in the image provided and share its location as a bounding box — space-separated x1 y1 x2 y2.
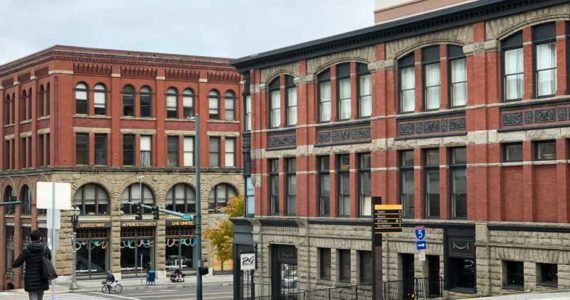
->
465 290 570 299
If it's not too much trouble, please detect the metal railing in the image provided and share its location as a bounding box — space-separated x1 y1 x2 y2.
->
255 285 372 300
383 277 443 300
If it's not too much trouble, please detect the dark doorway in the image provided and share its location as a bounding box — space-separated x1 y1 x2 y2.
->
271 245 298 299
445 227 476 293
401 253 415 300
427 255 441 297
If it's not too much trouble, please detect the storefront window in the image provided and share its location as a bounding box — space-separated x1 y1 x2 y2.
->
165 225 195 271
75 228 109 278
121 227 155 277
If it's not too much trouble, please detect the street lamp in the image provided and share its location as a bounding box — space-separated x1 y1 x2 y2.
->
186 114 202 300
70 206 80 290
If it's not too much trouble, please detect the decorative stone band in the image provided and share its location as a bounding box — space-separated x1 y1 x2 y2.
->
396 111 466 139
267 129 297 150
316 121 371 147
501 99 570 131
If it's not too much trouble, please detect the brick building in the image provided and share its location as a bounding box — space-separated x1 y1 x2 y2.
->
232 0 570 298
0 45 244 289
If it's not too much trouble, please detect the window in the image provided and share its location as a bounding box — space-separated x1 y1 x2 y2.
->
319 248 331 280
123 85 135 116
503 143 523 162
38 134 44 166
535 140 556 160
224 91 236 121
21 90 28 120
318 156 330 216
75 82 88 114
225 137 236 167
208 183 236 213
244 95 252 131
121 183 154 214
74 184 109 215
45 83 51 116
209 137 220 167
449 45 467 107
400 150 415 218
503 32 524 101
21 137 27 168
423 46 441 111
537 263 557 287
76 133 89 165
424 149 440 218
183 89 194 118
123 134 135 166
94 84 106 115
359 251 372 284
358 153 371 217
399 54 416 113
318 70 332 122
140 86 152 117
450 147 467 219
338 249 351 283
269 79 280 128
269 159 279 215
208 90 220 119
5 226 14 274
337 63 351 120
286 158 296 216
337 154 350 217
20 185 31 216
140 135 152 167
357 63 372 118
167 136 179 167
166 88 178 118
38 85 45 117
285 76 297 126
503 261 524 289
4 186 14 215
533 23 557 97
183 136 194 167
166 183 195 213
94 133 107 165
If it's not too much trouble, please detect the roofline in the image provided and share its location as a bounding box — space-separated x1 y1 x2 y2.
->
231 0 567 72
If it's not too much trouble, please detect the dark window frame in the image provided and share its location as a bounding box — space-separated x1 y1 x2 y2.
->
502 32 524 102
166 183 196 213
399 150 415 219
359 251 373 284
121 183 155 214
224 90 236 121
358 153 371 217
208 136 220 167
336 63 351 121
532 22 557 98
357 63 372 118
167 136 179 167
183 88 195 118
208 183 236 213
503 260 524 290
122 134 135 166
318 156 330 217
74 183 110 216
424 149 440 219
449 147 467 220
318 248 331 281
338 249 351 283
268 159 279 216
503 143 523 162
166 87 179 119
75 133 89 165
140 86 153 118
208 90 220 120
534 140 556 161
94 133 107 166
285 76 297 127
398 53 415 113
75 82 89 115
268 79 281 128
537 263 558 287
122 85 135 116
285 158 296 216
448 45 467 108
93 83 107 115
422 46 441 111
337 154 351 217
318 69 332 123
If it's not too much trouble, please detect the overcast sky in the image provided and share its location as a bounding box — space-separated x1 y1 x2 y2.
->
0 0 374 64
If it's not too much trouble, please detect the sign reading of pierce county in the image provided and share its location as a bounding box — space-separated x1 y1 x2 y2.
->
374 204 403 233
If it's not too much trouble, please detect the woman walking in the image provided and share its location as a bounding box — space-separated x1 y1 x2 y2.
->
13 229 51 300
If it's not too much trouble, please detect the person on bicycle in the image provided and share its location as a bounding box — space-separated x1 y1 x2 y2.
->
105 271 115 293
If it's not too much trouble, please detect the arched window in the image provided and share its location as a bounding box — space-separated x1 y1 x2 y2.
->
123 85 135 116
398 53 416 113
121 183 154 214
208 183 236 213
166 184 195 213
285 76 297 126
183 89 194 118
208 90 220 119
224 91 236 121
74 183 109 216
357 63 371 118
448 45 467 107
268 78 280 128
4 186 14 215
75 82 88 114
46 83 51 116
4 95 10 125
336 63 351 120
140 86 152 117
94 84 107 115
38 85 45 117
166 88 178 119
21 90 27 120
20 185 31 215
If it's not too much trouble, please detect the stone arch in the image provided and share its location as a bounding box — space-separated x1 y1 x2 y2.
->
312 58 371 77
260 62 299 85
495 18 567 41
307 46 375 75
393 41 465 61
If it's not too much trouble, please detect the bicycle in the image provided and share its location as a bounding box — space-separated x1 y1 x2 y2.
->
101 280 123 294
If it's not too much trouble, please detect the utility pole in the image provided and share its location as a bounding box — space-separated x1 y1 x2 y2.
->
194 114 203 300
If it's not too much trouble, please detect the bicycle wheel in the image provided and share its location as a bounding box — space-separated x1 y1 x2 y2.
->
114 284 123 294
101 285 107 294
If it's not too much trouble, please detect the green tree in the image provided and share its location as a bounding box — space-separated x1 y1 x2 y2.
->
204 194 244 271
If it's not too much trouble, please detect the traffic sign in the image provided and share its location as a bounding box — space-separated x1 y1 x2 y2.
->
416 241 427 250
415 226 426 240
183 214 192 220
418 251 426 261
373 204 403 233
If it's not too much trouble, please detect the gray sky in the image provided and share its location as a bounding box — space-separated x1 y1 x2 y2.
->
0 0 374 64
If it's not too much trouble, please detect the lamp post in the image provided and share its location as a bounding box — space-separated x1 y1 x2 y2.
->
70 206 80 290
187 114 202 300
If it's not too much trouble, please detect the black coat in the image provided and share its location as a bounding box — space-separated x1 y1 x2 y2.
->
12 241 51 292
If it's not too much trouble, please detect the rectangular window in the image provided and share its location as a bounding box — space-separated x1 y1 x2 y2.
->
123 134 135 166
318 156 330 216
209 95 219 119
167 136 179 167
20 137 26 168
400 66 415 113
5 226 14 274
209 137 220 167
225 138 236 167
450 58 467 107
269 159 279 215
319 71 331 122
503 143 523 162
424 149 440 219
94 133 107 165
358 66 372 118
94 90 106 115
337 63 351 120
245 95 252 131
359 251 373 284
504 261 524 289
167 93 178 118
358 153 371 217
286 85 297 126
269 89 280 128
337 154 350 217
183 136 194 167
400 150 415 218
504 48 524 101
38 135 44 166
45 133 50 166
338 249 351 283
75 133 89 165
183 92 194 118
424 63 441 110
534 23 557 97
140 135 152 167
286 158 296 216
225 96 235 121
534 140 556 161
450 147 467 219
537 263 557 287
75 87 88 114
319 248 331 280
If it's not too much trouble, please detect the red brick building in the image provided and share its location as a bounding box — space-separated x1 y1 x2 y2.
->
0 45 244 289
232 0 570 298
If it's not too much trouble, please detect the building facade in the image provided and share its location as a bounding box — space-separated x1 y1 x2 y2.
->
0 46 244 290
232 0 570 298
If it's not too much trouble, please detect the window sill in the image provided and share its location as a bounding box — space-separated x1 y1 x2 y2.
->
4 124 14 128
537 283 558 288
73 114 111 119
120 117 156 121
19 120 32 125
533 160 557 166
38 116 50 121
166 118 195 122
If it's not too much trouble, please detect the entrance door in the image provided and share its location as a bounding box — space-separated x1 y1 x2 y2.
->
427 256 441 297
271 245 298 300
401 254 415 300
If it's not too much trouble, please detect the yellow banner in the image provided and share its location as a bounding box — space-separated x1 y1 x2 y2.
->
374 204 403 210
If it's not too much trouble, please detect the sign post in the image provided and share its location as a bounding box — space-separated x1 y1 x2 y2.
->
372 197 403 300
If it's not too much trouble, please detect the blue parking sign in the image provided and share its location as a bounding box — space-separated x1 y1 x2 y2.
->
415 226 426 240
416 240 427 250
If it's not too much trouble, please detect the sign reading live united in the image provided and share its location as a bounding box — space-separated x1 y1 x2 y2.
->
121 221 156 227
373 203 403 234
166 220 194 226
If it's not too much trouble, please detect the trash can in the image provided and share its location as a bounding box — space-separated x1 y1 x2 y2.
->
146 269 156 285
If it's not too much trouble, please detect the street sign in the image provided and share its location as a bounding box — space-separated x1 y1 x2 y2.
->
183 214 192 220
415 226 426 240
373 204 403 234
416 240 427 250
418 251 426 262
240 253 255 271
